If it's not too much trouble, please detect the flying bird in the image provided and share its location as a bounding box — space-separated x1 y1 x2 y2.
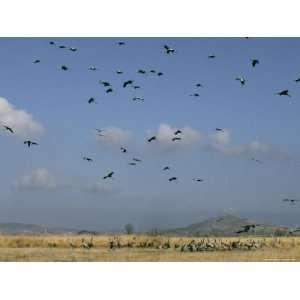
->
282 198 300 204
168 177 178 182
33 59 40 64
2 125 14 133
106 88 113 93
174 130 182 135
147 136 156 142
49 41 55 45
103 171 114 179
24 140 38 147
150 70 156 74
236 77 246 86
61 65 68 71
123 80 134 88
208 55 216 59
116 70 123 74
129 162 137 166
157 72 163 76
83 157 93 162
138 69 147 74
132 158 142 162
251 59 259 67
163 45 175 54
117 41 125 46
196 83 203 87
193 178 204 182
59 45 67 49
215 128 224 132
163 166 170 171
88 66 97 71
69 47 77 52
133 86 141 89
88 97 97 104
120 147 127 153
100 81 111 87
277 90 291 97
190 93 200 97
251 158 262 164
133 97 144 102
294 78 300 82
172 137 181 142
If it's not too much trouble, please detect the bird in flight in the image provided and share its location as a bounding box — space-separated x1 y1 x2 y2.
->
294 78 300 82
2 125 14 133
120 147 127 153
133 97 144 102
106 88 113 93
69 47 77 52
208 55 216 59
129 162 137 166
190 93 200 97
150 70 156 74
100 81 111 87
168 177 178 182
164 45 175 54
138 69 147 75
83 157 93 162
24 140 38 147
59 45 67 49
103 171 114 179
163 166 170 171
236 77 246 86
88 66 97 71
196 83 203 88
116 70 123 74
236 224 259 234
172 137 181 142
147 136 157 143
251 158 262 164
282 198 300 204
157 72 163 76
251 59 259 67
132 158 142 162
133 85 141 89
33 59 40 64
277 89 291 97
49 41 55 45
123 80 134 88
174 130 182 135
88 97 97 104
117 41 125 46
215 128 224 132
193 178 204 182
61 65 68 71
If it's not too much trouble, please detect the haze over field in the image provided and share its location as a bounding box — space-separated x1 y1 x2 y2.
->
1 38 300 231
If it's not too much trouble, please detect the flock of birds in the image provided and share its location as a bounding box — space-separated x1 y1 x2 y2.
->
1 39 299 213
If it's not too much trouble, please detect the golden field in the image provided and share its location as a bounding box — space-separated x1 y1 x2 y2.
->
0 234 299 261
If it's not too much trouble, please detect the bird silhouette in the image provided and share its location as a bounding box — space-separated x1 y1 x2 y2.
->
49 41 55 45
123 80 134 88
157 72 163 76
24 140 38 147
168 177 178 182
103 171 114 179
83 157 93 162
164 45 175 54
133 97 144 102
132 158 142 162
215 128 224 132
174 130 182 135
172 137 181 142
33 59 40 64
251 59 259 67
138 69 147 74
61 65 68 71
59 45 67 49
190 93 199 97
120 147 127 153
196 83 203 87
100 81 111 87
193 178 204 182
2 125 14 133
69 47 77 52
88 66 97 71
118 41 125 46
106 88 113 93
163 166 170 171
129 162 137 166
208 55 216 59
282 198 300 204
236 77 246 86
116 70 123 74
133 85 141 89
251 158 262 164
294 78 300 82
150 70 156 74
147 136 156 142
236 224 259 234
88 97 97 104
277 90 291 97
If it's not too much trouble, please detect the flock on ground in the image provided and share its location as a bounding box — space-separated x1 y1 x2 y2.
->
1 38 299 221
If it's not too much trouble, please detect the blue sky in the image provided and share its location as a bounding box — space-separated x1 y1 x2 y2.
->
1 37 300 231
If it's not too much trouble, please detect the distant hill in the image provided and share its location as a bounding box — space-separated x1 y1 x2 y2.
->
0 222 79 235
163 215 293 236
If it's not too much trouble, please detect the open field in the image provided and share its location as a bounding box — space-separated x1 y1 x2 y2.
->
0 235 299 261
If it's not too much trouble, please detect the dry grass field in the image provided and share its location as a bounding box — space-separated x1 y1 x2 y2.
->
0 234 299 261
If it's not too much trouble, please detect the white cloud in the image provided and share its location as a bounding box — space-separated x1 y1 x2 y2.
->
14 169 56 190
0 97 44 138
96 126 132 145
84 181 120 195
148 123 202 146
